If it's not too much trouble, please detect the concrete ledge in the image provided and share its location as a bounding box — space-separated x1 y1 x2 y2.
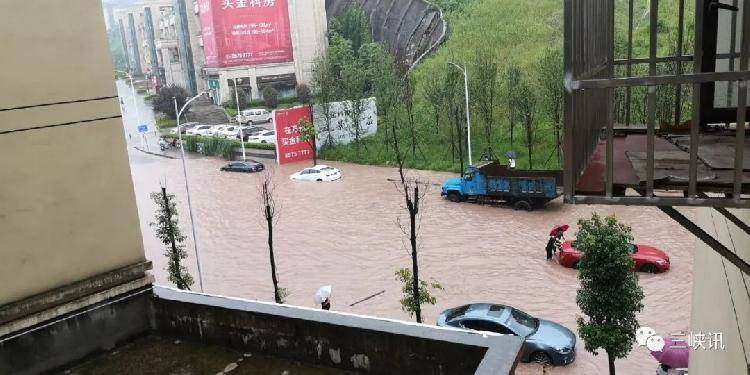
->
0 286 152 375
152 286 523 374
0 261 152 325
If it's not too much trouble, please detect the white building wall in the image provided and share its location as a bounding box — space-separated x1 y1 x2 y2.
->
210 0 327 104
690 207 750 375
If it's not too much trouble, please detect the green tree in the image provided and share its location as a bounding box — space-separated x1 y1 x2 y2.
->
386 77 440 323
395 268 443 319
331 4 372 54
515 74 537 169
502 64 522 147
150 187 193 290
153 85 189 119
536 48 564 165
262 86 279 108
258 170 286 304
576 214 645 375
296 83 312 104
298 117 318 166
470 49 498 154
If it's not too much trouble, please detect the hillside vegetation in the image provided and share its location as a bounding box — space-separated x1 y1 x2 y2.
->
318 0 695 172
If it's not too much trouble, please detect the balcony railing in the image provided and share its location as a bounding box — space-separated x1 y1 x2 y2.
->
563 0 749 208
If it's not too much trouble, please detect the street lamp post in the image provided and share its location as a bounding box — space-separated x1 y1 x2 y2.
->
116 70 147 151
448 62 473 166
174 92 208 293
233 78 247 161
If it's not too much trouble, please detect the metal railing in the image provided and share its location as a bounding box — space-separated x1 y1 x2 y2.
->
563 0 749 208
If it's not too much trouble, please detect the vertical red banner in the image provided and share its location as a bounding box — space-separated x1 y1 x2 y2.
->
274 106 314 165
198 0 294 68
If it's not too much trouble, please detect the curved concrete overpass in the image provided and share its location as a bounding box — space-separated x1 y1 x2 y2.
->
325 0 447 70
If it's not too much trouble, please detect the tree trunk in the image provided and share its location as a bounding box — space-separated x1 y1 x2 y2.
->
607 351 616 375
267 207 281 303
410 185 421 323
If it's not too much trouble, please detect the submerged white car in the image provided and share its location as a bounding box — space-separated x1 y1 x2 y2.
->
247 130 276 144
290 165 342 182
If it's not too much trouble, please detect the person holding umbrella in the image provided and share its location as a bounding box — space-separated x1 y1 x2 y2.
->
651 337 689 374
546 225 569 260
315 285 332 310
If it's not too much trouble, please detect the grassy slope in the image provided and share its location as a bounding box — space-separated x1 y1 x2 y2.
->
320 0 692 172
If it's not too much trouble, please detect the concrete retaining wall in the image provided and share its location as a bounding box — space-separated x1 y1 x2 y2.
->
152 286 522 374
325 0 447 69
0 287 152 375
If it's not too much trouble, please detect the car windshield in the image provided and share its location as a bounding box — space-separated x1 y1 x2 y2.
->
321 167 334 171
509 308 538 336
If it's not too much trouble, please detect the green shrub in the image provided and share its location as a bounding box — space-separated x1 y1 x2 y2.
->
166 135 276 160
262 87 279 108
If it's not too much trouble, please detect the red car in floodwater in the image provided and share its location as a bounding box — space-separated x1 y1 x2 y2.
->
558 241 671 273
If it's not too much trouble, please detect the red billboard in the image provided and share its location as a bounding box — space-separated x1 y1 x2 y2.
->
198 0 294 68
274 106 313 165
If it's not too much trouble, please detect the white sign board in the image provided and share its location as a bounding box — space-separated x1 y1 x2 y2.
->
313 97 377 150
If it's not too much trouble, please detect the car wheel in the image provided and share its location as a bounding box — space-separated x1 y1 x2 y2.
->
514 200 532 211
530 351 552 365
317 179 323 182
641 264 658 273
447 192 461 203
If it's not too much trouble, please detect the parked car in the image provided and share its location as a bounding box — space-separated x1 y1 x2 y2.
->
217 125 240 138
437 303 576 366
169 122 199 135
209 125 229 137
237 108 272 125
186 125 212 136
247 130 277 144
237 125 268 141
290 165 342 182
219 160 265 173
558 240 670 273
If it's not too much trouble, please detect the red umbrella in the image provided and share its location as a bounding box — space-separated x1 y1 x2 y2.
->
651 337 690 369
550 224 570 237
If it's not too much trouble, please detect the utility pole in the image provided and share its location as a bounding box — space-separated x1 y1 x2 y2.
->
234 78 247 161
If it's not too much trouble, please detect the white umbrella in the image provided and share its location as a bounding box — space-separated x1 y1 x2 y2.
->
314 285 332 304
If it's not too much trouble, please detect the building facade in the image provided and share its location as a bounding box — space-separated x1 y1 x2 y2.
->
0 0 149 329
113 0 327 101
198 0 328 105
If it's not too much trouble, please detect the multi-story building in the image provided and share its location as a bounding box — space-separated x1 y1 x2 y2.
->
113 0 327 101
114 1 176 91
173 0 207 95
563 1 749 374
192 0 327 104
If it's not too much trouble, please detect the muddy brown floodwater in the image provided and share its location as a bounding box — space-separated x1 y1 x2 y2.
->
128 147 695 375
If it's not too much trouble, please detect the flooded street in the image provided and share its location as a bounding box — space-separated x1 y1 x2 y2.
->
121 85 695 374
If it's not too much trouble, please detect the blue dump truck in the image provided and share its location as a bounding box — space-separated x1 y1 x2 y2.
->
441 160 563 211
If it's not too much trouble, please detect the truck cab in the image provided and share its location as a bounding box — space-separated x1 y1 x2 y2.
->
441 167 484 202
